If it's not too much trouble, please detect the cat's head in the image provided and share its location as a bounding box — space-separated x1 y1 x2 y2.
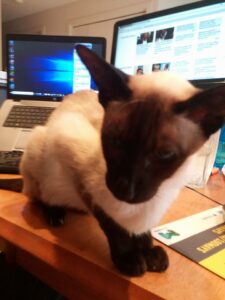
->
76 45 225 204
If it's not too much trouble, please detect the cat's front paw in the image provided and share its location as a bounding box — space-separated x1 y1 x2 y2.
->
145 245 169 272
112 252 148 277
39 203 66 227
112 246 168 276
48 208 65 227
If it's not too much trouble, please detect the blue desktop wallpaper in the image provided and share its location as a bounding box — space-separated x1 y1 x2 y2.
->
11 41 98 97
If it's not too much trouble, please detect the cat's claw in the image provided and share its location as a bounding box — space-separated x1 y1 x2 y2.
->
40 204 66 227
146 246 169 272
113 254 147 277
48 214 65 227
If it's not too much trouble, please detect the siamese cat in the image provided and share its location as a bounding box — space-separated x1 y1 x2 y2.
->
19 45 225 276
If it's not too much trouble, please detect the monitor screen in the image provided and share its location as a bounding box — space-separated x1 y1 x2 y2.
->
6 34 106 101
111 0 225 84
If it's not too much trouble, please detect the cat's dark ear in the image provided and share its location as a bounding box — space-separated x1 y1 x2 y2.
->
76 44 131 107
174 85 225 137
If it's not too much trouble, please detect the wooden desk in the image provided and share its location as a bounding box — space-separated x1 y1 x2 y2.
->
194 172 225 205
0 180 224 299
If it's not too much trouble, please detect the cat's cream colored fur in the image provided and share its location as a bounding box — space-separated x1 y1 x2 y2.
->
130 72 198 102
20 73 199 234
20 90 104 212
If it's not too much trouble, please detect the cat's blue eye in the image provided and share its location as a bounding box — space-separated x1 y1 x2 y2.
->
145 158 151 168
156 148 176 161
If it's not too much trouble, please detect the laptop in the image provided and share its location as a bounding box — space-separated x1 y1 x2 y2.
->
0 34 106 172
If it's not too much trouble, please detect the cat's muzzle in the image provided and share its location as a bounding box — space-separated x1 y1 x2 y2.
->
106 175 155 204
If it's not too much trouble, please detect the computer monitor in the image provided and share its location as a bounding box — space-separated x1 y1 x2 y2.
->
6 34 106 101
111 0 225 86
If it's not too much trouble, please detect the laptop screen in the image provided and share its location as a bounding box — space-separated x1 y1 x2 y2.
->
0 83 7 107
111 0 225 85
6 34 106 101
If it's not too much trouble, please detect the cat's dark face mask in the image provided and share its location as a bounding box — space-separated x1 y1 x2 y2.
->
76 45 225 204
101 100 196 203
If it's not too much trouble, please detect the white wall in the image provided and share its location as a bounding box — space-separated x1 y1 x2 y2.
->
157 0 199 10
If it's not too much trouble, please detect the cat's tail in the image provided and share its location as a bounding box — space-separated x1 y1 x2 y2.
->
0 178 23 192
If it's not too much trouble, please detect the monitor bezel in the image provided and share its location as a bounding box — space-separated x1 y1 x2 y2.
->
111 0 225 86
6 33 106 101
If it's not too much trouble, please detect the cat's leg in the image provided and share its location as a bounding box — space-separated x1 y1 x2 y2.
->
22 168 67 227
21 164 66 227
22 173 41 200
94 205 168 276
19 126 46 200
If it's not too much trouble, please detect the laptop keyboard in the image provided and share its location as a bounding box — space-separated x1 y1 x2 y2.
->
3 105 55 128
0 150 23 173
